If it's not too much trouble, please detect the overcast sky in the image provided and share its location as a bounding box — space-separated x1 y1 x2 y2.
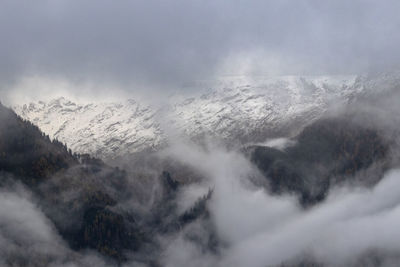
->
1 0 400 103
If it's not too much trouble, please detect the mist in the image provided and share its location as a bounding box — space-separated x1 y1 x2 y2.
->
158 137 400 267
1 86 400 266
2 132 400 266
1 1 400 266
0 179 111 267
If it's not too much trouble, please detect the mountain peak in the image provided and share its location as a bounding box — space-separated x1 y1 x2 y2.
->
13 75 370 159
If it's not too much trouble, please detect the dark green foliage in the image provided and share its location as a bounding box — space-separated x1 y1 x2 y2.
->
161 171 179 195
80 207 143 261
251 116 389 206
0 104 77 184
179 188 213 225
0 103 142 261
0 103 217 264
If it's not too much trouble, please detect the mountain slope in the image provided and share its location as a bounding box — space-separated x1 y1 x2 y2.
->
14 98 162 158
14 75 362 158
249 115 389 206
0 102 77 184
0 102 217 265
2 97 400 266
0 102 143 261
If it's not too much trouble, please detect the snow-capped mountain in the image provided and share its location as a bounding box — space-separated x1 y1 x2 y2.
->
14 75 369 159
14 98 162 158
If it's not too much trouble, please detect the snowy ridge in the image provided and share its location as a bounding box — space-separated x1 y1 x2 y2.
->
168 75 359 140
14 75 366 158
14 98 163 158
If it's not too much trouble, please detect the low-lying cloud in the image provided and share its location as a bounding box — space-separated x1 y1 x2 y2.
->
159 139 400 267
3 137 400 266
0 181 109 267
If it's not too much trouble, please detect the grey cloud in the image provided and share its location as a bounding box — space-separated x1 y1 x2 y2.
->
1 0 400 97
159 138 400 267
